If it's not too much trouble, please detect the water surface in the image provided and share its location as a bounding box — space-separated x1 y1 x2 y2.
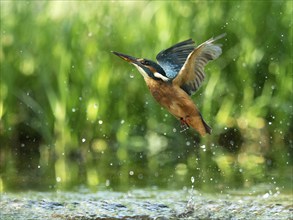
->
1 187 292 219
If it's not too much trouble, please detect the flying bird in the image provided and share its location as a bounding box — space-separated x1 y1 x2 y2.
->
112 34 225 136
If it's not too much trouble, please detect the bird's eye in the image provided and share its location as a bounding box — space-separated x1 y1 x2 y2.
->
142 60 149 65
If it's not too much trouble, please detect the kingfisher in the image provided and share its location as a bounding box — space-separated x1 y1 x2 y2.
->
112 34 225 136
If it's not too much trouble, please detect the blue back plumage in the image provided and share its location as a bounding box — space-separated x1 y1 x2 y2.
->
156 39 195 79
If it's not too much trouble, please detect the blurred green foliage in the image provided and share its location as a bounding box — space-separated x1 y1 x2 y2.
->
0 1 292 192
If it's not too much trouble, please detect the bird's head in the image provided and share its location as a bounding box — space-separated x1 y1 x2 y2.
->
112 51 169 81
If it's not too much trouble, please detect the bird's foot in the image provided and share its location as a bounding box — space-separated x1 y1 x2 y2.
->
180 117 190 126
180 117 190 132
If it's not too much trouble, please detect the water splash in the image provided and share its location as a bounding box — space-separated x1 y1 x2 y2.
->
183 176 196 216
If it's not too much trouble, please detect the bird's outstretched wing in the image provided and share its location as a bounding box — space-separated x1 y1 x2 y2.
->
172 34 226 95
156 39 195 79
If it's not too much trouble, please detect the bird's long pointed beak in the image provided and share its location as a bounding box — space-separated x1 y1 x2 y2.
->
111 51 138 64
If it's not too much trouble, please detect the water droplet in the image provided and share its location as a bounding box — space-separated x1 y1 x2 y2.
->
262 193 270 199
79 97 82 101
120 120 125 124
98 120 103 125
88 32 92 37
191 176 195 183
173 128 177 132
82 138 86 143
37 165 41 169
129 74 134 79
72 108 76 112
200 145 206 149
56 177 61 182
129 171 134 175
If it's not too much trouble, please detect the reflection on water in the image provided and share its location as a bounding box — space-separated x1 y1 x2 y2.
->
1 138 292 193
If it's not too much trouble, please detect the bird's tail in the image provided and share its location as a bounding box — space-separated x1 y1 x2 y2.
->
186 114 212 136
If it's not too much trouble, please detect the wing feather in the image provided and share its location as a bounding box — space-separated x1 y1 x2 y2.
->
173 34 226 95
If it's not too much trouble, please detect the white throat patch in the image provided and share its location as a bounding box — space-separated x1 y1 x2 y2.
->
132 63 148 78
